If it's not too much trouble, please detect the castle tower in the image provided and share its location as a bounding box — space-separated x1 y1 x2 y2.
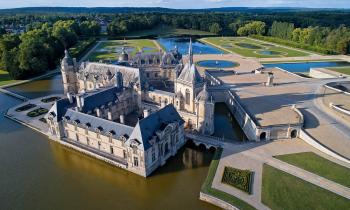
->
61 50 78 94
196 82 215 135
175 38 203 113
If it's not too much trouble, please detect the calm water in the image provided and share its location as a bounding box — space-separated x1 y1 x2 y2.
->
157 38 224 55
197 60 238 68
263 61 350 73
213 103 247 141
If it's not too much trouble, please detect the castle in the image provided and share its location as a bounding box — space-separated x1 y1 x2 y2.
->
46 40 214 177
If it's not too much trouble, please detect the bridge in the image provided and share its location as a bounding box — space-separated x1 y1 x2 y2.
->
185 132 227 149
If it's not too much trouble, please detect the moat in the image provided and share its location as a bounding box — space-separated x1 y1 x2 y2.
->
0 73 243 209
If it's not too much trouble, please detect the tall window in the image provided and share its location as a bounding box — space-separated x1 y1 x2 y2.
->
152 147 156 162
185 89 190 105
110 146 114 154
134 157 139 167
123 150 127 159
98 141 101 150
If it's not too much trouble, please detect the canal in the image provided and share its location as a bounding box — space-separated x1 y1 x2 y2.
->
0 37 244 209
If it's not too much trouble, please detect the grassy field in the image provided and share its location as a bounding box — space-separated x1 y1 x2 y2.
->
202 37 310 58
124 25 216 37
275 152 350 188
87 39 159 62
328 67 350 75
262 164 350 210
201 148 256 210
0 70 19 87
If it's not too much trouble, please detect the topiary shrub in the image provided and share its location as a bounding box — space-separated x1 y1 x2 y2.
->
15 104 36 112
27 108 48 118
221 166 253 194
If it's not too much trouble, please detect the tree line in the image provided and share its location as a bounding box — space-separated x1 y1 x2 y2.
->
0 20 100 79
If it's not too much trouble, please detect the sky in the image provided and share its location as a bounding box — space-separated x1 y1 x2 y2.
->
0 0 349 9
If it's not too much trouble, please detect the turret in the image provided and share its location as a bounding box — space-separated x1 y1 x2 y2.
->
61 50 78 94
118 46 129 62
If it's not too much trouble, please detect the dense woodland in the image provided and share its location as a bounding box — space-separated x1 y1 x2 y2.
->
0 9 350 79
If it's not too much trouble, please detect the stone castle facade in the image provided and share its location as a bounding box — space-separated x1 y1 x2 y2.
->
47 40 214 177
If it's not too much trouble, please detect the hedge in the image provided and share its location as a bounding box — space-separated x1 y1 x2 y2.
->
27 107 48 118
15 103 36 112
251 35 337 55
221 166 253 194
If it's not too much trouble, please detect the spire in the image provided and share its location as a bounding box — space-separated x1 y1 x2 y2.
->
188 38 193 66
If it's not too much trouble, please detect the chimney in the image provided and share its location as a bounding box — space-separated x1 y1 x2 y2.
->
67 92 73 103
267 72 274 86
143 109 150 118
120 114 125 124
76 94 85 111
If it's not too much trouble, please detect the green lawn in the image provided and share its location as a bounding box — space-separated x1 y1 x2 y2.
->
275 152 350 188
201 148 256 210
262 164 350 210
328 67 350 75
87 39 159 62
0 70 19 87
201 37 310 58
124 25 216 37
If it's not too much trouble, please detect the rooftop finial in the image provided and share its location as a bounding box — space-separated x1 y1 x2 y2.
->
188 38 193 66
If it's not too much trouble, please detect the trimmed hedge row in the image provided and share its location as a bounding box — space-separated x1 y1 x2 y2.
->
27 108 48 118
221 166 253 194
69 37 97 60
15 103 36 112
251 35 337 55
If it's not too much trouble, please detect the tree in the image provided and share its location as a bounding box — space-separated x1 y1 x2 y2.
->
0 34 20 76
209 23 222 34
237 21 266 36
52 20 78 48
79 20 101 36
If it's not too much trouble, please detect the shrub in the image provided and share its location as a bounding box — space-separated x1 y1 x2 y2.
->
15 103 36 112
221 166 253 194
41 96 61 103
27 107 48 118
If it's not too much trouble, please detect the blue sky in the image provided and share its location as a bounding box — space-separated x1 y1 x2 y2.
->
1 0 349 9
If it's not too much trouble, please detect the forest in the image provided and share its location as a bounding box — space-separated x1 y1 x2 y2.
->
0 8 350 79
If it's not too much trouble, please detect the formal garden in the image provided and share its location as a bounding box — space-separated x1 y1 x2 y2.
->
201 37 310 58
201 148 256 210
15 103 36 112
27 107 48 118
221 166 253 194
87 39 159 62
262 164 350 210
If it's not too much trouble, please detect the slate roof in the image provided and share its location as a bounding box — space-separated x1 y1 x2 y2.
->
47 98 74 122
78 86 122 113
64 109 133 139
177 62 203 85
127 104 184 150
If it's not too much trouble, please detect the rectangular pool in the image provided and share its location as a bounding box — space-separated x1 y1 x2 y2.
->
263 61 350 73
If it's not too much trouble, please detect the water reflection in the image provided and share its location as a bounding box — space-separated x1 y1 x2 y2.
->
214 103 247 141
158 38 224 55
6 74 63 99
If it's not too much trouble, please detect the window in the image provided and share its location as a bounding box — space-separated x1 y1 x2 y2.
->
98 141 101 150
152 151 156 162
185 89 190 105
87 137 90 146
133 146 138 155
134 157 139 167
110 146 114 154
155 73 158 78
76 134 79 142
123 150 127 159
146 73 150 78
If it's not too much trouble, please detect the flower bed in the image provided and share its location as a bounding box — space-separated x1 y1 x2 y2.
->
15 104 36 112
27 108 48 118
221 166 253 194
41 96 61 103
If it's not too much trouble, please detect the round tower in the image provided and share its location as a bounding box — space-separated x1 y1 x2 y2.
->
61 50 78 94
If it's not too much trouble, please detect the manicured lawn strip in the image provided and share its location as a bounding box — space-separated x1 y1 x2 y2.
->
262 164 350 210
202 37 309 58
275 152 350 188
88 39 158 62
0 70 20 86
201 148 256 210
328 67 350 75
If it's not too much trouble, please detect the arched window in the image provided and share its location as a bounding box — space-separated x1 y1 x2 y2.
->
185 89 190 105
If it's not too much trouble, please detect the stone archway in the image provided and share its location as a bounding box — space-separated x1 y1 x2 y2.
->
260 132 267 141
291 130 298 138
